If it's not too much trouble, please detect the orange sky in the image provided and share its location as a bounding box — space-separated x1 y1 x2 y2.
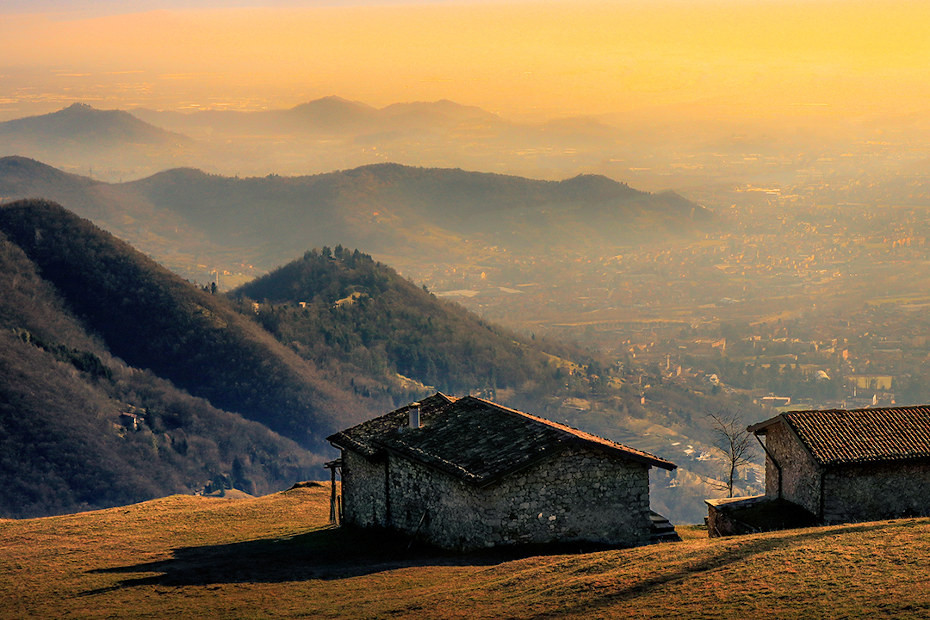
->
1 0 929 123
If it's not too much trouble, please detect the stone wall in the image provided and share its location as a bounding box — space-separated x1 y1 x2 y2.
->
705 497 747 538
823 460 930 523
384 446 653 550
705 496 765 537
341 449 387 528
763 422 821 516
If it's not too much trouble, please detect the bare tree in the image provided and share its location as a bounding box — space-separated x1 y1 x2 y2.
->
708 410 755 497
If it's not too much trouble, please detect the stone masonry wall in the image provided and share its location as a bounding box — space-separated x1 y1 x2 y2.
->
764 422 821 516
823 460 930 523
341 449 387 528
385 446 653 550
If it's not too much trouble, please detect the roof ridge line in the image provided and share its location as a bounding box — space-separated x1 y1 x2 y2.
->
467 394 602 438
465 395 676 469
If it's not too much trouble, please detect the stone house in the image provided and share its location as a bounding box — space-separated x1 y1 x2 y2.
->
327 392 677 550
710 406 930 534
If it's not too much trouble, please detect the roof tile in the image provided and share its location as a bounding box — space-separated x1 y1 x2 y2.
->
754 406 930 466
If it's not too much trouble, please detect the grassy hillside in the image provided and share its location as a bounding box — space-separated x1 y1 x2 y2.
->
1 484 927 619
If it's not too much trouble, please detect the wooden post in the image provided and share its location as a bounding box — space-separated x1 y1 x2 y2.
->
329 464 337 523
324 458 342 525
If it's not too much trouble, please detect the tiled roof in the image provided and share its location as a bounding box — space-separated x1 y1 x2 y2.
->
749 406 930 466
327 393 675 486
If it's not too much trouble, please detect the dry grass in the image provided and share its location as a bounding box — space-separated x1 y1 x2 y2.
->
2 485 929 619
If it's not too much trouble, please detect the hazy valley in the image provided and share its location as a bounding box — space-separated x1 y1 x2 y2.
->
0 191 736 525
6 1 930 617
6 95 930 527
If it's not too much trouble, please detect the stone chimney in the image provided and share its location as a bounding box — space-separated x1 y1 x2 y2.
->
407 402 422 429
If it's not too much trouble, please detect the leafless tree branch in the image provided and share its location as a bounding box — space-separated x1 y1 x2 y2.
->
708 410 755 497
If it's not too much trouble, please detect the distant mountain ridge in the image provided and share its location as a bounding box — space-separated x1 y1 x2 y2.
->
0 99 656 184
0 156 712 284
0 104 195 181
286 96 379 130
116 164 712 254
133 96 503 135
0 103 190 145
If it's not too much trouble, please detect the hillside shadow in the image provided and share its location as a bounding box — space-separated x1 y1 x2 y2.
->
539 521 910 617
83 524 614 595
85 519 907 599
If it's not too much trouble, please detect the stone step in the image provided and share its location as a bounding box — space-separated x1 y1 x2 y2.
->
649 510 682 543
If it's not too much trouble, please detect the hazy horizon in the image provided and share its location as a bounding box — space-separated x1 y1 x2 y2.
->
2 0 929 132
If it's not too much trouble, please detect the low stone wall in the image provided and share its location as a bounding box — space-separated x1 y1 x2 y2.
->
705 496 764 537
706 495 818 537
386 446 653 550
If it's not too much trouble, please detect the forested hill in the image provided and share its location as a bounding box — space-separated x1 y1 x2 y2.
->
233 246 585 400
0 204 319 518
0 200 378 451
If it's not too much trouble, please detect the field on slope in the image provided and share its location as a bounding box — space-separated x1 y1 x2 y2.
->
1 486 928 619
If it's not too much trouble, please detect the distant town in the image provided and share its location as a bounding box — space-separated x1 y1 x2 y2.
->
425 167 930 414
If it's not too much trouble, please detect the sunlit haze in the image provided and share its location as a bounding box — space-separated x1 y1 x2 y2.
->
2 0 929 127
7 2 930 597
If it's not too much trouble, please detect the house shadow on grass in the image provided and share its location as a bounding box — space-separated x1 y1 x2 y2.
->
84 524 620 595
552 520 919 616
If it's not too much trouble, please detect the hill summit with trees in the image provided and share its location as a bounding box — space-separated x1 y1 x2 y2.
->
233 245 586 403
